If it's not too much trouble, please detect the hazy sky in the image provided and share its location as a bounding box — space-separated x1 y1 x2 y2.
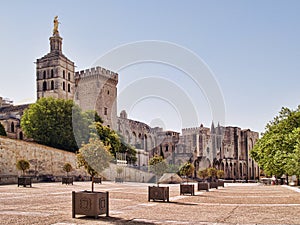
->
1 0 300 134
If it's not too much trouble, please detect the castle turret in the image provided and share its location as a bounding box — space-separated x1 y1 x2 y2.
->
36 16 75 100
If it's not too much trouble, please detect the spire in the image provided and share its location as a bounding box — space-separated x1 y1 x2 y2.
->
211 121 215 133
49 16 62 53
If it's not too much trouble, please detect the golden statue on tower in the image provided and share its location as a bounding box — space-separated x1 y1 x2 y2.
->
53 16 59 36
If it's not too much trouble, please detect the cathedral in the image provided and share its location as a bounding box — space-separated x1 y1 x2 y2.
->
0 18 260 180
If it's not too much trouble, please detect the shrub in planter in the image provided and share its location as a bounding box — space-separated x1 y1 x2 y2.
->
16 159 30 177
148 155 169 202
197 168 209 191
115 167 124 183
16 159 32 187
179 162 195 195
73 138 112 218
62 163 73 185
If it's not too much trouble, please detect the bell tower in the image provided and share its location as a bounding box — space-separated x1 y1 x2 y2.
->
36 16 75 100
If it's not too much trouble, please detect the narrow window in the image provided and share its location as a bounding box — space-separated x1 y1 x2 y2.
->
107 90 110 95
68 83 71 92
63 70 65 79
43 81 47 91
43 71 46 79
63 82 65 91
51 80 54 90
19 132 23 140
51 69 54 78
104 107 108 115
11 122 14 133
68 72 70 81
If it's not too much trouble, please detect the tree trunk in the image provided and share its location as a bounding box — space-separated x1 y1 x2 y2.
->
92 176 94 192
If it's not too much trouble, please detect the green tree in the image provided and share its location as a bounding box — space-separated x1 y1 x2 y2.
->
198 168 209 181
21 97 93 152
63 163 73 177
207 167 218 181
251 106 300 179
94 122 137 164
217 169 225 179
149 155 168 186
76 138 113 192
0 123 6 136
16 159 30 176
179 162 195 183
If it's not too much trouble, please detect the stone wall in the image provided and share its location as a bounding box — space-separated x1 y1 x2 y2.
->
0 136 155 184
0 136 86 179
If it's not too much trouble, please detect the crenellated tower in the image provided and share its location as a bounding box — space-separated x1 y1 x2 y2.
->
36 16 75 100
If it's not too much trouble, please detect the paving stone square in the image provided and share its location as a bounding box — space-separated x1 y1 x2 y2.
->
0 182 299 225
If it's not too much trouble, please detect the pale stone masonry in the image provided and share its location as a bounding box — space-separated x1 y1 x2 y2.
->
74 67 118 128
0 18 260 180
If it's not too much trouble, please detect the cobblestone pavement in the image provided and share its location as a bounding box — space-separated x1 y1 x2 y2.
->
0 181 299 225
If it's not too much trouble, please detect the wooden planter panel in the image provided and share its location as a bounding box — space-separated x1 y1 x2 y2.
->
209 182 218 189
148 186 169 202
62 177 73 185
197 182 209 191
218 180 225 187
18 177 32 187
72 191 109 218
180 184 195 195
115 177 123 183
93 177 102 184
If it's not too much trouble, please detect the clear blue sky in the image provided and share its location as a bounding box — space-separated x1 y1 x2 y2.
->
1 0 300 134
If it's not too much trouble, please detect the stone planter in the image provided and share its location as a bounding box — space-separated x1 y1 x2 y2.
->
148 186 169 202
115 177 123 183
72 191 109 218
209 181 218 189
62 177 73 185
180 184 195 195
17 177 32 187
197 182 209 191
218 180 225 188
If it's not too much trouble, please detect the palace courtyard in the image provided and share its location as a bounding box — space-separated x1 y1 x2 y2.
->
0 181 299 225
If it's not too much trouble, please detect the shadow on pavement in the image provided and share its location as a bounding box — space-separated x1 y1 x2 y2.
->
76 216 156 224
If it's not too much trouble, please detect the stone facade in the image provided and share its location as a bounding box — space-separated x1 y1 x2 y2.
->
177 123 260 180
36 33 75 100
74 67 118 128
0 19 260 180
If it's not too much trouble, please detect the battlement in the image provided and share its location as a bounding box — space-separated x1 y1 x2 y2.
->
182 127 201 133
75 66 118 81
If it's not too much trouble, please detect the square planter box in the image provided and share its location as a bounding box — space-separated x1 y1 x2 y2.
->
72 191 109 218
197 182 209 191
218 180 225 188
18 177 32 187
62 177 73 185
209 181 218 189
93 177 102 184
148 186 169 202
180 184 195 195
115 177 123 183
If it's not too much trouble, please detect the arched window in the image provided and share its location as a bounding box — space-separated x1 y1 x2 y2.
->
68 72 70 81
51 80 54 90
68 83 71 92
43 71 46 79
63 82 65 91
63 70 65 79
51 69 54 78
11 122 14 133
43 81 47 91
